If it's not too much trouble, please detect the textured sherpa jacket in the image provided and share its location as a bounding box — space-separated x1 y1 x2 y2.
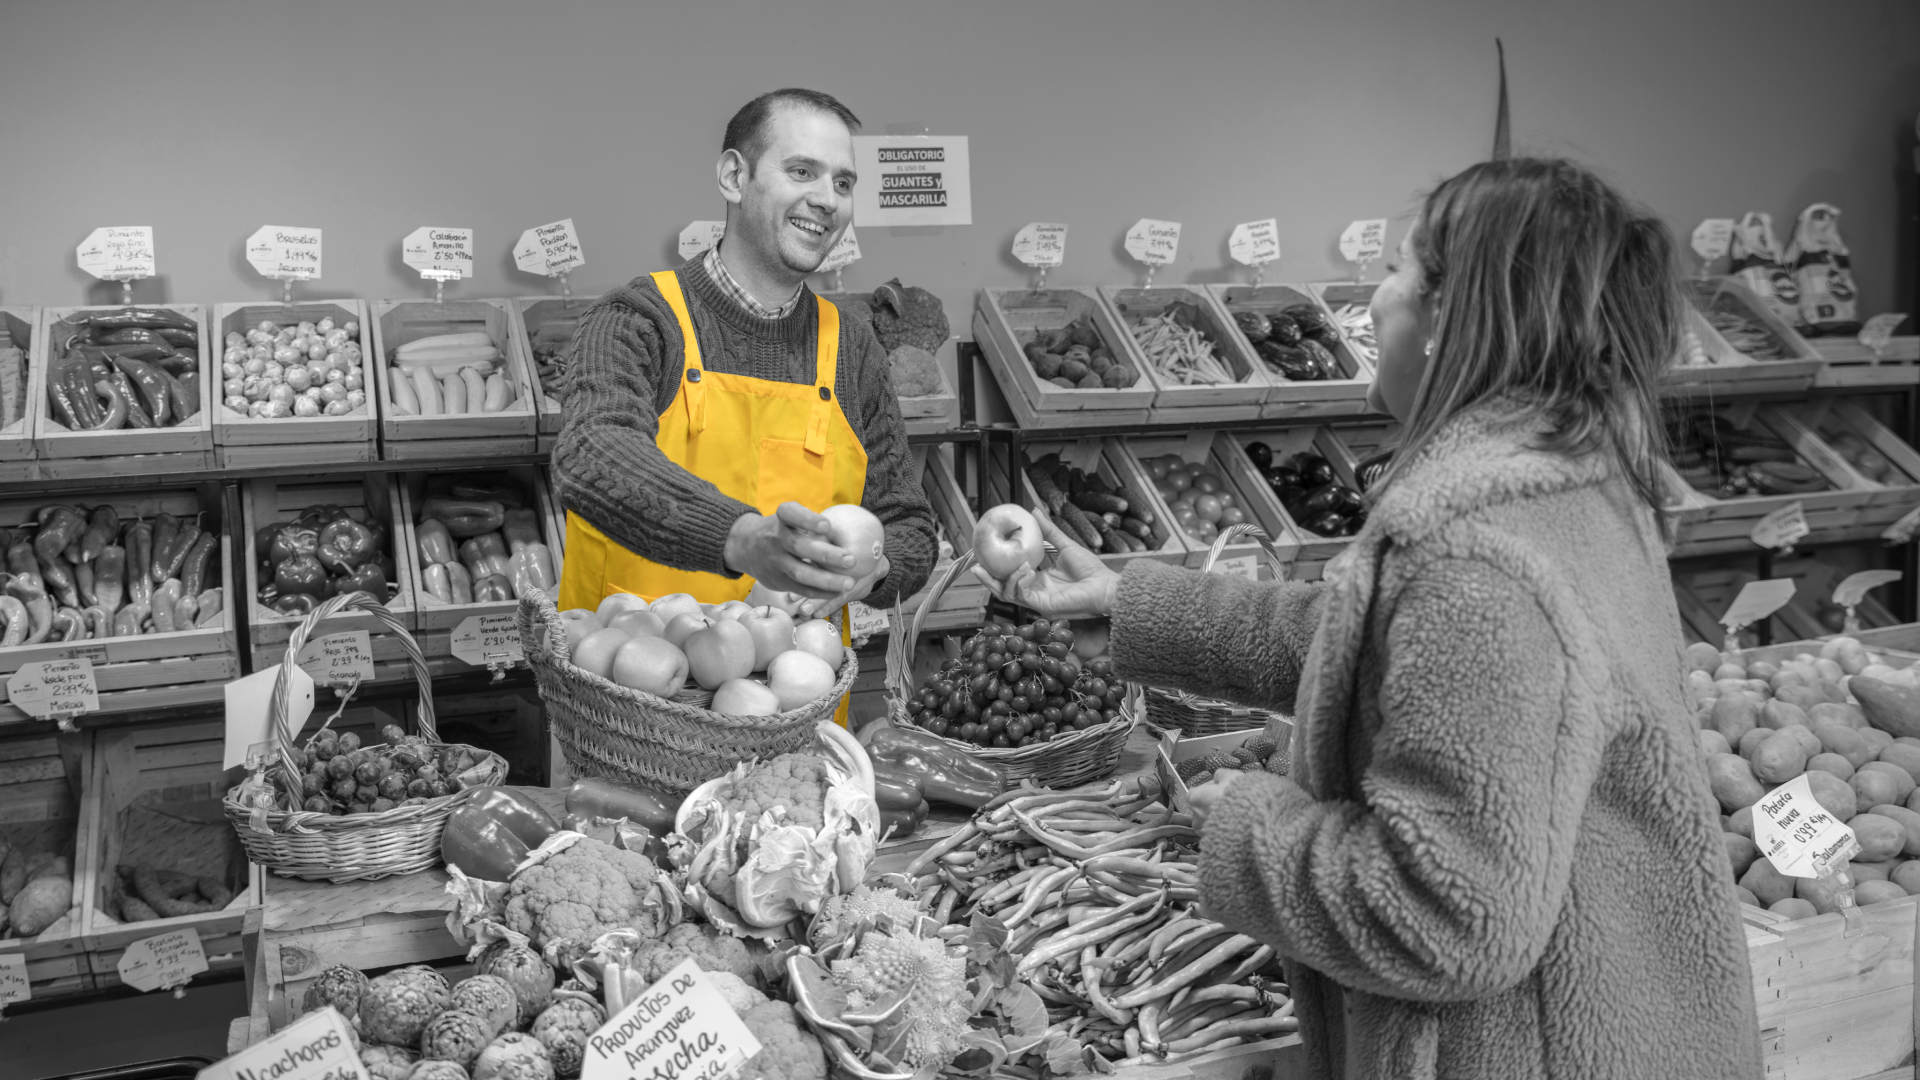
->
1111 404 1761 1080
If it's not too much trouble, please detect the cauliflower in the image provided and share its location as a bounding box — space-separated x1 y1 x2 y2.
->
811 885 926 953
887 346 943 398
530 993 605 1080
475 942 555 1028
361 1044 419 1080
869 280 949 355
707 971 769 1016
725 755 830 832
630 921 761 986
739 1000 827 1080
504 837 662 963
830 931 969 1070
409 1064 469 1080
449 975 519 1037
304 963 370 1020
360 967 452 1046
421 1011 495 1072
473 1032 554 1080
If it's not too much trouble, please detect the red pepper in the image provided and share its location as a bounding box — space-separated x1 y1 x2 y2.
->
871 763 925 813
441 787 560 881
564 777 683 837
334 562 388 603
317 517 378 572
269 524 319 565
274 553 331 598
859 721 1008 809
879 800 928 841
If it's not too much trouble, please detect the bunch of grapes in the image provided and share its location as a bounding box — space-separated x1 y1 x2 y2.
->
904 618 1128 749
280 723 483 816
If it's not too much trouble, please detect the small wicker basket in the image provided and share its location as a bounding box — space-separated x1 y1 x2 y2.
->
885 551 1135 790
222 591 509 883
519 589 858 795
1143 523 1293 737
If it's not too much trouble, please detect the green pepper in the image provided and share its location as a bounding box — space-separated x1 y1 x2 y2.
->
509 544 555 600
870 763 925 813
879 800 928 841
80 506 120 563
124 520 152 607
158 518 200 583
415 518 455 566
151 580 183 632
0 596 28 647
40 557 77 610
270 524 319 565
419 497 505 538
179 533 215 598
473 574 513 603
271 594 318 616
82 306 197 332
33 506 86 568
422 563 453 603
7 573 52 644
166 369 198 420
113 601 150 638
502 508 542 552
334 562 388 603
441 788 561 882
447 478 523 508
317 517 377 572
274 553 330 598
5 540 37 578
150 513 180 584
858 721 1009 809
74 559 96 608
564 777 684 837
112 369 153 428
445 562 474 604
110 355 171 427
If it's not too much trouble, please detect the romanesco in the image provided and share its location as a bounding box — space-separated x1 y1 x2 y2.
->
630 921 761 985
505 837 663 961
869 280 949 355
830 931 969 1070
811 885 927 952
738 1000 827 1080
725 755 829 832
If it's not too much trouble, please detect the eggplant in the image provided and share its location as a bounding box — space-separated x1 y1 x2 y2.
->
1233 311 1271 344
1275 485 1308 512
1299 338 1341 379
1289 454 1337 489
1300 511 1349 537
1267 313 1302 347
1282 304 1332 338
1302 482 1364 517
1246 441 1273 470
1264 465 1301 489
1340 512 1367 536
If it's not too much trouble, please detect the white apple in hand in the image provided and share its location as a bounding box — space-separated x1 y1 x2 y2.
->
663 611 713 648
973 503 1045 580
596 592 648 622
711 600 756 623
558 609 603 651
685 620 756 690
746 580 807 616
608 609 667 639
821 504 886 578
712 677 782 716
740 607 797 671
649 593 703 625
571 627 631 678
609 635 690 697
767 649 837 711
792 619 842 667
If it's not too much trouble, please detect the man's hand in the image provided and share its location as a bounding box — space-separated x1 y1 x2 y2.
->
724 502 856 600
972 509 1119 619
801 554 891 619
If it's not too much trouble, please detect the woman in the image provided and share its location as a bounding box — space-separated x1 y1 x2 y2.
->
986 159 1761 1079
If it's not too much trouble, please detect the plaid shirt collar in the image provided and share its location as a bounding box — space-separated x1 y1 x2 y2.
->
703 246 803 320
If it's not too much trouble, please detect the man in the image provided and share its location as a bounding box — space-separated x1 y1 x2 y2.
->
554 88 935 638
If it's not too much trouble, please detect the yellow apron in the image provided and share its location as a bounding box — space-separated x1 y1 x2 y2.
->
559 269 866 722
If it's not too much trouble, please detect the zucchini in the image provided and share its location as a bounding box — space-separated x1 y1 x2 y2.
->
1074 490 1129 516
397 332 492 357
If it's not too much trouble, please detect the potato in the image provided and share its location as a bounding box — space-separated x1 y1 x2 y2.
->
1814 724 1875 769
1858 880 1910 906
1860 761 1917 804
1809 702 1868 730
1708 754 1766 813
1685 642 1722 673
1814 658 1846 684
1712 697 1760 746
1878 743 1920 780
1693 704 1717 731
8 875 69 936
1796 874 1850 915
1850 860 1892 882
1892 860 1920 895
1870 803 1920 856
1807 753 1855 781
1851 813 1906 861
1898 737 1920 749
1806 769 1858 822
1723 833 1760 879
1751 735 1810 784
1760 700 1808 731
1713 662 1747 682
1776 685 1828 713
1728 806 1755 838
1779 725 1823 757
1733 886 1760 907
1770 669 1809 693
1852 770 1905 815
1861 728 1897 757
1740 857 1795 906
1849 675 1920 739
1697 730 1730 757
1747 659 1780 681
1737 728 1773 759
1768 897 1818 920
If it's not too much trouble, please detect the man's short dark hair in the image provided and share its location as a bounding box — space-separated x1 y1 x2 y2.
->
723 89 861 172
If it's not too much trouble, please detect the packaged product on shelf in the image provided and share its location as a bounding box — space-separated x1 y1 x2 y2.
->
1728 212 1800 326
1784 203 1862 336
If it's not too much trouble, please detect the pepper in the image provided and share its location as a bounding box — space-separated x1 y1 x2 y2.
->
447 478 524 508
295 505 346 529
508 544 555 599
870 763 925 813
93 327 171 348
269 524 318 565
151 580 183 633
502 508 542 552
445 562 474 604
111 355 171 427
334 562 387 603
0 596 27 647
40 557 78 610
274 554 330 598
111 369 154 428
179 532 215 598
173 590 199 631
80 506 119 563
73 559 96 607
6 540 38 578
82 605 111 639
316 517 377 572
87 379 129 430
156 327 198 349
879 800 929 841
7 574 52 645
255 523 285 557
123 521 153 608
168 369 199 420
82 306 198 332
193 588 223 628
51 607 85 642
858 721 1009 809
46 364 85 430
271 594 318 616
33 506 86 567
422 563 453 603
418 497 506 539
414 518 455 566
113 602 150 638
441 787 561 882
158 518 200 584
565 777 684 838
150 514 180 584
461 536 511 582
473 574 513 603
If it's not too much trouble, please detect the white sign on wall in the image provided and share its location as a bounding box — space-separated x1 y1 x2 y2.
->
851 136 972 227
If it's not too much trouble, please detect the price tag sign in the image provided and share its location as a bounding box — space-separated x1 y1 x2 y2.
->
246 226 322 281
450 614 523 668
6 659 99 720
223 664 315 770
0 952 28 1006
199 1006 366 1080
581 959 762 1080
294 631 375 689
678 221 727 261
1720 578 1797 636
1338 219 1387 265
1834 569 1902 609
117 929 208 992
1859 313 1909 353
402 227 473 282
1124 219 1181 266
1011 223 1068 268
1210 555 1259 581
847 601 890 645
1751 501 1809 550
1691 218 1735 263
1754 773 1862 878
514 218 585 277
77 226 155 280
1228 219 1280 266
818 227 861 275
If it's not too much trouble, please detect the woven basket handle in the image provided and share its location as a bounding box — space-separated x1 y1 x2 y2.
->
268 590 437 783
1198 523 1289 580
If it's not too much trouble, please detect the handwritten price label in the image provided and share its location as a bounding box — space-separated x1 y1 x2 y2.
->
1859 313 1909 353
1338 219 1387 265
77 226 155 280
514 218 585 277
1720 578 1796 635
1124 219 1181 266
1691 218 1736 264
0 952 28 1005
1209 555 1260 581
1755 773 1862 878
294 631 375 688
1751 501 1809 550
818 226 861 274
450 614 523 668
1011 223 1068 268
117 929 208 993
581 959 762 1080
402 227 473 282
1228 219 1280 266
6 659 100 719
246 226 322 281
679 221 727 261
1834 569 1902 609
199 1007 366 1080
847 601 890 644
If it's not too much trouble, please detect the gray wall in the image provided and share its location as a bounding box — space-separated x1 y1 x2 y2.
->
2 0 1916 325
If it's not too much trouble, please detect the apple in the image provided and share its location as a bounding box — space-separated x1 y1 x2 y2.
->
649 593 703 625
974 503 1046 580
746 580 807 616
685 619 756 690
571 627 631 679
821 504 886 578
711 600 756 623
609 635 690 697
740 607 797 671
663 611 713 648
608 609 667 639
793 618 842 667
712 677 783 716
767 649 837 711
558 609 603 651
596 592 648 622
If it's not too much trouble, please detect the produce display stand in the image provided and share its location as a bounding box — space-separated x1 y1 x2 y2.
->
1742 896 1919 1080
507 295 587 454
1216 427 1356 581
1209 283 1372 419
1116 431 1302 577
0 486 239 729
985 435 1189 569
209 301 378 468
973 288 1154 429
0 306 38 482
368 298 538 460
819 291 965 436
1664 279 1825 399
32 304 217 478
1810 336 1920 388
1787 399 1920 531
0 729 91 999
1099 285 1267 424
1664 401 1875 555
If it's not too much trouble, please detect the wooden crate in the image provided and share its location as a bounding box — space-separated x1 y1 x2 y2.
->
0 730 93 999
1118 432 1301 578
508 296 590 453
973 288 1153 428
1219 428 1359 581
0 487 239 727
1666 401 1872 550
1210 283 1373 418
242 475 418 677
209 301 377 468
369 299 537 459
1098 286 1267 422
0 306 38 482
986 437 1188 569
32 304 216 478
820 291 963 436
896 446 989 632
397 465 559 674
82 720 263 988
1788 400 1920 528
1811 335 1920 389
1665 279 1824 399
1741 896 1918 1080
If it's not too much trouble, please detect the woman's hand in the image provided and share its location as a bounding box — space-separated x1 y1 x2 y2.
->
971 509 1119 619
1187 771 1241 832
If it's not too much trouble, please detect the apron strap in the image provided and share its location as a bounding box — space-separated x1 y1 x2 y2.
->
652 270 706 435
807 296 840 456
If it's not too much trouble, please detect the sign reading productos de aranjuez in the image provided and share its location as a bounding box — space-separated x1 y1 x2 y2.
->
851 136 973 227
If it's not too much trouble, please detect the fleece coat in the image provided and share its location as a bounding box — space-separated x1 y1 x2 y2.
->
1111 404 1761 1080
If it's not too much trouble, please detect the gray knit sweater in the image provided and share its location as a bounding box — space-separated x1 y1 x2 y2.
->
1113 404 1761 1080
552 260 935 608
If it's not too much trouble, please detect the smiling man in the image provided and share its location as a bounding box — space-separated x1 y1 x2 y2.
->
554 89 936 697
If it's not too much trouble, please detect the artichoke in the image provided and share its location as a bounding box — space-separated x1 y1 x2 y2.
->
450 974 520 1037
475 941 555 1028
421 1010 495 1071
360 1044 419 1080
473 1032 554 1080
531 994 606 1080
360 968 452 1046
408 1063 470 1080
305 963 371 1019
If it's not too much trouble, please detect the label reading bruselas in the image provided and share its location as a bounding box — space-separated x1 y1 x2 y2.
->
118 928 209 992
197 1006 366 1080
246 226 322 281
77 226 155 280
401 227 473 281
1123 219 1181 266
294 631 375 688
514 218 585 277
6 659 100 719
1011 223 1068 268
580 959 762 1080
450 614 522 667
1228 219 1280 266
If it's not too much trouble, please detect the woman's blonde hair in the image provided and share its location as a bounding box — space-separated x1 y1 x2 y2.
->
1385 158 1680 510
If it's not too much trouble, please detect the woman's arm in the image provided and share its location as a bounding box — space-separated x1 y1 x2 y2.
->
1197 557 1591 1003
1111 560 1324 714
